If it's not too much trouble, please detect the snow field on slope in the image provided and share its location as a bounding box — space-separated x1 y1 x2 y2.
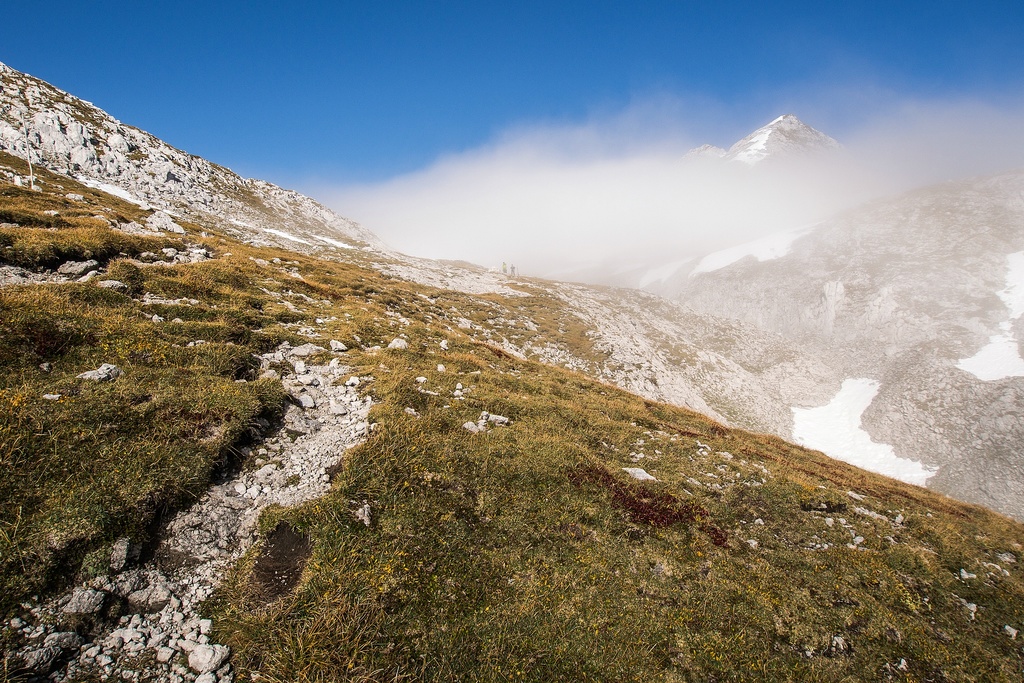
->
957 251 1024 381
690 227 810 275
75 177 150 209
792 378 938 486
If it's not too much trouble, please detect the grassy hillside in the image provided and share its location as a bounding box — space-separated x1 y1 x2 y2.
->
1 167 1022 681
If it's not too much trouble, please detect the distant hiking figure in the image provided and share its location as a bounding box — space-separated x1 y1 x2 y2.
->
502 262 507 274
510 264 517 276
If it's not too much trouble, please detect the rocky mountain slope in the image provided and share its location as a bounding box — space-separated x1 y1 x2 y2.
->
0 61 382 253
3 61 1020 523
0 61 836 463
662 171 1024 519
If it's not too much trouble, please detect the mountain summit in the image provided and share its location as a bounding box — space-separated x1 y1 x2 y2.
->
685 114 840 165
724 114 840 164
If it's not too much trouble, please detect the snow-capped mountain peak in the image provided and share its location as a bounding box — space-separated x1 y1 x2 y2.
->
723 114 840 165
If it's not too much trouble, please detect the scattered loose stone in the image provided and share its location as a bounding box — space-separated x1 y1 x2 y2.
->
98 279 128 291
355 503 372 527
287 343 326 357
622 468 657 481
330 339 347 351
77 363 122 382
388 338 409 350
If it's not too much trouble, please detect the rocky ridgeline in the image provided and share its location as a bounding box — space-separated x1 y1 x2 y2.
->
3 342 373 682
0 61 381 252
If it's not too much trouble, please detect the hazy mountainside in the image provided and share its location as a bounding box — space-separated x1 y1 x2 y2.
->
0 61 382 252
665 171 1024 519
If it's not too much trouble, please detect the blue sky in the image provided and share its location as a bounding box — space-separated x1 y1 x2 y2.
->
4 1 1024 187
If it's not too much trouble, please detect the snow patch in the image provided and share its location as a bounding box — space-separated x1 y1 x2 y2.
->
998 251 1024 319
792 378 937 486
730 127 773 165
691 227 810 275
957 252 1024 381
75 177 150 209
957 331 1024 380
262 228 312 245
314 235 355 249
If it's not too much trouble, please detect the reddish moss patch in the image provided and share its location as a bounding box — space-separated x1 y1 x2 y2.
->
568 464 727 546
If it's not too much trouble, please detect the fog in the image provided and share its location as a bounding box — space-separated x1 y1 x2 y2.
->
321 97 1024 280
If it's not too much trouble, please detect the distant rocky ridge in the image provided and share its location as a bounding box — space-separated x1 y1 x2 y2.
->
0 61 383 252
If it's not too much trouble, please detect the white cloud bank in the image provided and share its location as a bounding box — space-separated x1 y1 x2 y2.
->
321 96 1024 277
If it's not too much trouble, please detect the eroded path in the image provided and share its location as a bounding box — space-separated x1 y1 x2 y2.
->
6 344 372 683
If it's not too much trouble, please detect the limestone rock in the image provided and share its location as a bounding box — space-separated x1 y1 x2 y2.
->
63 587 106 614
188 643 229 673
57 259 98 277
43 631 83 651
76 363 122 382
146 210 185 234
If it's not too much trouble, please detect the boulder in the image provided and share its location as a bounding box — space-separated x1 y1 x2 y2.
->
146 211 185 234
63 587 106 614
57 259 99 277
288 343 327 358
387 338 409 350
188 644 229 673
43 632 83 651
